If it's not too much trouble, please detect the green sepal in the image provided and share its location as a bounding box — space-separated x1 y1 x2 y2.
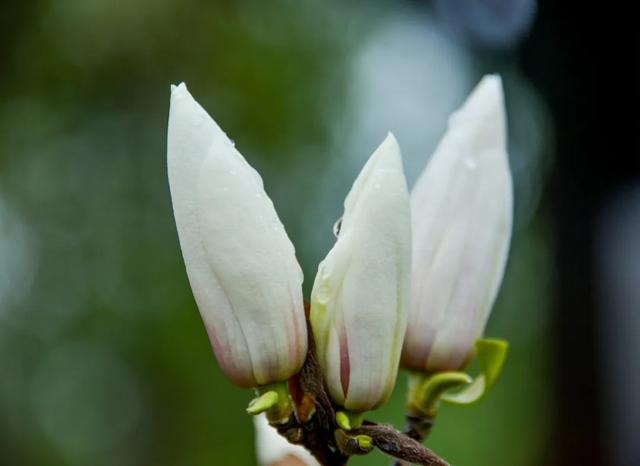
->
441 338 508 405
336 410 364 430
246 390 279 415
406 371 472 417
246 382 293 423
334 429 374 455
354 434 373 451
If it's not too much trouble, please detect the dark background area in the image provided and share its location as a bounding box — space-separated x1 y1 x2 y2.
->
521 3 639 465
0 1 637 465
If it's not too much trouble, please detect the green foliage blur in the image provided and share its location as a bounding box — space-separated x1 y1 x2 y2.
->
0 1 553 465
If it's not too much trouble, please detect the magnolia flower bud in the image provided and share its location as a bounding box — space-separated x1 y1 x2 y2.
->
254 414 320 466
167 83 307 388
310 134 411 412
401 75 513 373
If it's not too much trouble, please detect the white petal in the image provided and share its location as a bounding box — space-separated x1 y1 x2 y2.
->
311 133 411 411
254 414 320 466
403 75 513 371
168 83 307 386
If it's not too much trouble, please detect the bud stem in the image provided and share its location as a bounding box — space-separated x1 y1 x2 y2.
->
406 371 472 418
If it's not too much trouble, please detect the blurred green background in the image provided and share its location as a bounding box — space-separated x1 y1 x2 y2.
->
1 1 637 465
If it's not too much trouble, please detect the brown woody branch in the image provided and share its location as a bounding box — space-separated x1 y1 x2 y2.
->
267 313 449 466
391 412 436 466
354 423 447 466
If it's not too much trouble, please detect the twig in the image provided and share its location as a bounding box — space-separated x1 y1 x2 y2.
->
268 311 449 466
391 413 435 466
403 413 434 442
355 423 448 466
276 309 348 466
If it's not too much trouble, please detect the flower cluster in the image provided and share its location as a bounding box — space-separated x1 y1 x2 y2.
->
167 75 513 463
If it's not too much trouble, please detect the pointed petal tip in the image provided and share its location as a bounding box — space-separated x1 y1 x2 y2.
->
384 131 398 146
375 131 402 167
479 73 502 90
478 74 503 102
170 82 190 103
459 74 504 118
170 82 187 93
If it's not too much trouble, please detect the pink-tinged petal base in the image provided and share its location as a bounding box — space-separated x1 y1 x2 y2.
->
401 322 476 372
400 313 437 372
426 341 473 373
205 325 256 388
339 328 350 398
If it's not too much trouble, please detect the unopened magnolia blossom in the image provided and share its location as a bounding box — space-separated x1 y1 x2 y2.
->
401 75 513 373
166 76 512 464
167 83 307 388
310 134 412 412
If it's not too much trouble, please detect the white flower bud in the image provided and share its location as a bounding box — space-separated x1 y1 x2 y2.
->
402 75 513 372
310 134 411 412
167 83 307 387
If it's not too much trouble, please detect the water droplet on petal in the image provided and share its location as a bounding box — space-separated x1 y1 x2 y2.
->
333 217 343 238
463 156 477 169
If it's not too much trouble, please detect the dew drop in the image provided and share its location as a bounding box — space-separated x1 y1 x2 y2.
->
463 156 477 169
332 217 343 238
